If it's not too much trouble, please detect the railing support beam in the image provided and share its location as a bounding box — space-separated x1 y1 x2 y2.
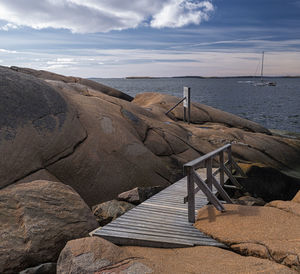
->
186 166 195 223
183 144 246 223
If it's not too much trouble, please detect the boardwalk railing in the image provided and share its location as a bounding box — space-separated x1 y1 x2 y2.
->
184 144 245 223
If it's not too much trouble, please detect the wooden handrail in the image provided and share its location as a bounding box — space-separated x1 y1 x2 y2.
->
183 144 244 223
184 144 231 169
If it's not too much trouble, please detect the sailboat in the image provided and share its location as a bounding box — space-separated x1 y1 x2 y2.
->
253 51 276 86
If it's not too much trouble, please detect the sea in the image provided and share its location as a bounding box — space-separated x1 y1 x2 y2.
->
92 77 300 133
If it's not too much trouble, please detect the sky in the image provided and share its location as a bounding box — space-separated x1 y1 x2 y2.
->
0 0 300 78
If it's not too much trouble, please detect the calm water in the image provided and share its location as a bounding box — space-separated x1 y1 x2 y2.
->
93 77 300 133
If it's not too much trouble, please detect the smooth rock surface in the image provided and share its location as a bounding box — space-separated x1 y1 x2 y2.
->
10 66 133 101
195 204 300 271
57 237 294 274
1 66 300 207
0 180 98 274
266 200 300 217
92 200 135 226
122 245 295 274
43 79 172 206
57 237 152 274
0 66 87 190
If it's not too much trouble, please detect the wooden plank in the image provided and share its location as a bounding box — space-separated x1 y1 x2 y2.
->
98 234 191 248
107 219 204 235
95 231 194 247
97 230 227 248
109 216 200 231
97 226 206 243
121 209 191 221
122 212 193 225
105 220 205 235
102 225 210 242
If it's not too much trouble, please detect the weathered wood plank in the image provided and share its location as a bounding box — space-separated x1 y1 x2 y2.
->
98 234 191 248
97 230 227 248
109 215 199 230
101 225 210 243
108 219 204 234
96 231 194 247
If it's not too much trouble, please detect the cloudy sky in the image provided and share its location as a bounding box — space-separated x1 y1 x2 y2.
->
0 0 299 77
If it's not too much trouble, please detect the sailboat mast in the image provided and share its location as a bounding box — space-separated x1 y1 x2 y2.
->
261 51 264 82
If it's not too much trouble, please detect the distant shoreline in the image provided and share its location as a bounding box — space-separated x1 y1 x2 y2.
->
122 76 300 80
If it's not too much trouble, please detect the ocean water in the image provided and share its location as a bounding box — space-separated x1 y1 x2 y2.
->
92 77 300 133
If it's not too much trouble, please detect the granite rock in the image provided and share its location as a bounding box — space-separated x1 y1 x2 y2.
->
195 204 300 271
92 200 135 226
0 180 98 274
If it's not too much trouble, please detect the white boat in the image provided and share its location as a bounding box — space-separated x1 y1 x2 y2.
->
253 51 276 87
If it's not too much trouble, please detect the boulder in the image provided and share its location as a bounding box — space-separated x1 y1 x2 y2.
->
92 200 135 226
0 66 87 190
235 195 266 206
1 66 300 208
0 180 98 274
118 186 165 204
237 164 300 202
43 79 172 206
57 237 152 274
0 66 171 206
133 92 271 134
10 66 133 101
134 93 300 172
195 204 300 271
19 263 56 274
57 237 292 274
121 246 294 274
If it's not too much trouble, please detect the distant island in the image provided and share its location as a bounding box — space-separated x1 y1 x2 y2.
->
124 75 300 79
125 76 159 79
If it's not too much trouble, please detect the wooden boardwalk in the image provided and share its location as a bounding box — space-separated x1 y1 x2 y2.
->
93 176 227 248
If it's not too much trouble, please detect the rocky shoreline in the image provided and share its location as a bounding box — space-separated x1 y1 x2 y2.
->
0 65 299 273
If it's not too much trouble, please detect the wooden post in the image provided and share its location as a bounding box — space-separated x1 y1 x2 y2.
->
183 87 191 124
206 158 213 191
183 107 186 122
186 167 195 223
219 151 224 186
227 145 233 174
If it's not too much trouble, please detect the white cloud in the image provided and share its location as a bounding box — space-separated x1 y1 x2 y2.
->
46 58 78 67
151 0 214 28
1 46 299 78
0 48 18 54
0 0 214 33
0 23 18 31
